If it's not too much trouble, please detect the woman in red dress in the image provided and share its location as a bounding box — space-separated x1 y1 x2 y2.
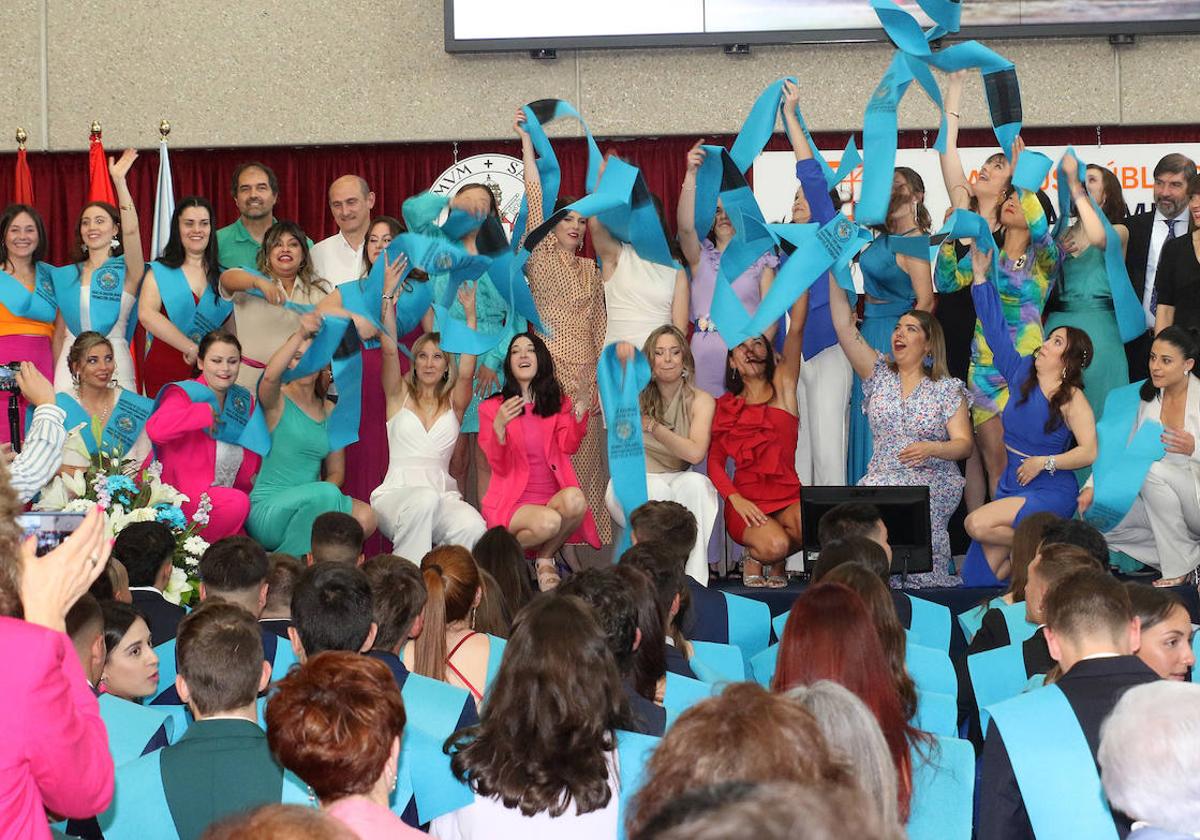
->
708 294 806 588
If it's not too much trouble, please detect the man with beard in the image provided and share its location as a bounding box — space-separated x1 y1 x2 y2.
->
1124 153 1196 380
217 162 290 270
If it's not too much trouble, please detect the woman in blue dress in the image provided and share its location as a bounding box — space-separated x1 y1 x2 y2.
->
847 168 935 483
964 244 1097 582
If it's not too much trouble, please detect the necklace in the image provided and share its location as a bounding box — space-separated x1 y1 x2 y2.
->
79 388 115 423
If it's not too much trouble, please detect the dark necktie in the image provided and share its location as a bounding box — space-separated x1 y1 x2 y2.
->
1150 218 1180 314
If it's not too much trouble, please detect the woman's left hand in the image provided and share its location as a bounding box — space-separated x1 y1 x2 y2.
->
1162 427 1196 456
108 148 138 182
897 441 938 467
1016 456 1046 486
457 281 478 316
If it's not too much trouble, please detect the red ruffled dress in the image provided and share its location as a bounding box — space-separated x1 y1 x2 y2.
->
708 395 802 544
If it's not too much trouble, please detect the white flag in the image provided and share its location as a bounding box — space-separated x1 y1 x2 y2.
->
150 138 175 259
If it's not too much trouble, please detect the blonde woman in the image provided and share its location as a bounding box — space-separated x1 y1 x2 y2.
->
606 325 717 584
370 276 486 562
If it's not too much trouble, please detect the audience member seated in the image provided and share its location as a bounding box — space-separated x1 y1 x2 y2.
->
433 595 640 839
958 512 1058 643
91 557 133 604
978 569 1158 840
307 511 365 567
471 567 512 637
0 505 114 836
288 562 377 660
625 682 851 838
200 803 355 840
560 567 668 736
816 502 893 562
772 582 923 821
259 553 303 639
614 564 673 707
406 545 501 704
787 680 902 829
99 602 293 838
471 526 534 624
620 541 697 680
632 781 901 840
266 651 425 838
116 521 187 644
100 601 162 702
1126 584 1196 681
1099 682 1200 840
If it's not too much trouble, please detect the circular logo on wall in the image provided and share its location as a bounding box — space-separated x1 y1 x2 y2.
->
431 154 526 240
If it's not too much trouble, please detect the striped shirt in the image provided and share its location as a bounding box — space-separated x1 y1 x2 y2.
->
12 403 66 501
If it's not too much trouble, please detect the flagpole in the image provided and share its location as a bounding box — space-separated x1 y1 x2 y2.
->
150 119 175 259
14 128 33 206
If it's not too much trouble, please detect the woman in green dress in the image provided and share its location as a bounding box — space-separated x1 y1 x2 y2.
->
1044 157 1131 421
246 311 377 555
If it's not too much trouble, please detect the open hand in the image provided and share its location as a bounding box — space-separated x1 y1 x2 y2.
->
19 506 113 632
108 148 138 182
1162 427 1196 456
685 140 706 174
729 494 769 529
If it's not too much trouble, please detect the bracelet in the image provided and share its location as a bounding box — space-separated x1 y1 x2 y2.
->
1044 455 1057 476
119 203 134 211
382 293 396 301
947 111 960 118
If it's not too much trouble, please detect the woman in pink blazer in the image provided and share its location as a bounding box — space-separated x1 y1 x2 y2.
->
478 333 598 591
0 506 115 839
146 331 264 541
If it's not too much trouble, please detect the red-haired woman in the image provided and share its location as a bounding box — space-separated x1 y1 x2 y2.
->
266 651 424 838
772 582 923 821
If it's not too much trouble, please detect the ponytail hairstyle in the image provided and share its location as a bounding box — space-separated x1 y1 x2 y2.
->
1019 326 1092 433
1142 326 1200 402
413 545 481 684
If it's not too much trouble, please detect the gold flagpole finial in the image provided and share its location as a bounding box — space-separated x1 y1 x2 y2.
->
15 128 27 149
90 120 102 136
159 119 171 140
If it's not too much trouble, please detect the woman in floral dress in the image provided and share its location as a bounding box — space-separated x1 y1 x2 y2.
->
829 275 974 587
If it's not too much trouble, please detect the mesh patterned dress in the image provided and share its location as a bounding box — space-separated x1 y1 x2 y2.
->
523 180 612 544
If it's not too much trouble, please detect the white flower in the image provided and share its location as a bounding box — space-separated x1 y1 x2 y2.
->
32 476 71 511
62 471 87 498
146 477 188 508
62 432 91 465
183 535 209 557
162 566 192 605
144 460 163 481
62 498 93 514
129 507 157 523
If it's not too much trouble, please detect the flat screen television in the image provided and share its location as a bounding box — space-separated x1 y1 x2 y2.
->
445 0 1200 53
800 485 933 580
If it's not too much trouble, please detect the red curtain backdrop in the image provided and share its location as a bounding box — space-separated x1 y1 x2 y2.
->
5 123 1200 266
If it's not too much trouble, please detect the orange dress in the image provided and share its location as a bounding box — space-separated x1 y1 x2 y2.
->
523 180 611 544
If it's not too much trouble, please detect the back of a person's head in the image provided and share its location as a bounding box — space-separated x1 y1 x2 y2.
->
559 568 638 676
201 803 355 840
176 601 264 716
450 594 627 818
619 541 685 629
200 536 268 596
787 681 901 829
471 526 534 618
1040 519 1108 567
66 592 104 645
290 562 374 656
1043 568 1133 649
263 553 304 616
629 500 698 555
817 503 884 548
1028 542 1108 623
474 567 512 637
362 554 426 652
90 558 130 603
1007 512 1059 601
811 537 890 581
634 781 900 840
614 563 668 699
112 521 177 588
1125 582 1186 632
1098 681 1200 834
414 545 480 681
266 651 405 803
309 512 364 566
628 682 848 838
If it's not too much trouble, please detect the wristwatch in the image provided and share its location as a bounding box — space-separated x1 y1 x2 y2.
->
1044 455 1057 476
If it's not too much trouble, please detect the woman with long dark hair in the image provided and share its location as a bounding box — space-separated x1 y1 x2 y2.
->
706 296 807 588
138 196 231 398
965 243 1097 582
434 595 631 838
479 333 598 590
1081 326 1200 586
1124 584 1196 680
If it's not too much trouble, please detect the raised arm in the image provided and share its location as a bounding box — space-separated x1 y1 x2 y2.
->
900 252 935 312
1062 155 1107 250
828 274 879 379
138 268 199 363
938 71 974 211
588 157 623 274
677 141 706 271
671 268 690 333
109 149 144 293
969 247 1025 384
777 291 808 391
378 254 410 419
450 283 480 417
781 80 814 163
515 110 543 236
258 311 323 421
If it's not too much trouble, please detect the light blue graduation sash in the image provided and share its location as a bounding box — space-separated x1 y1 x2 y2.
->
967 641 1030 733
957 596 1007 643
721 591 771 658
151 261 232 346
597 344 651 556
749 642 778 688
0 261 57 323
98 693 176 767
988 686 1119 840
1086 381 1166 532
771 609 789 640
1192 632 1200 684
50 389 152 458
154 379 272 456
906 639 957 699
615 729 659 840
914 689 958 738
906 735 975 840
907 595 952 653
662 671 717 728
50 257 126 338
999 601 1040 645
688 640 748 683
483 634 506 699
152 638 177 698
561 156 677 269
98 750 179 839
395 671 475 824
273 313 362 451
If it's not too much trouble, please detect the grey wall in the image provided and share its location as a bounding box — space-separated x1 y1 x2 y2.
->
0 0 1194 151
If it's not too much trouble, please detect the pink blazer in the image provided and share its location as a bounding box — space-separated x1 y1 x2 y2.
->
145 377 261 503
0 617 113 838
478 396 600 547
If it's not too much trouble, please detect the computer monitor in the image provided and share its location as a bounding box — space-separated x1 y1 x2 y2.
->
800 485 933 579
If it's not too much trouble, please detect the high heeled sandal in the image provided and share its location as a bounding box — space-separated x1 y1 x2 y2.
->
1153 568 1200 588
535 557 561 591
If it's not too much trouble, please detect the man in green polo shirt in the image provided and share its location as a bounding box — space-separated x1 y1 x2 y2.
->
216 162 281 270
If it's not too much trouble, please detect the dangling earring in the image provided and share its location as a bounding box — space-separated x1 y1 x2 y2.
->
110 237 119 252
307 785 317 806
470 606 477 630
923 353 934 368
442 370 449 382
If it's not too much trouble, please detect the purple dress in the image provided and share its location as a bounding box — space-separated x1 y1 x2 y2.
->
859 355 969 587
688 240 779 397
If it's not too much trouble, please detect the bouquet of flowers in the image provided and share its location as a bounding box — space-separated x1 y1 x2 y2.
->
35 447 211 605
